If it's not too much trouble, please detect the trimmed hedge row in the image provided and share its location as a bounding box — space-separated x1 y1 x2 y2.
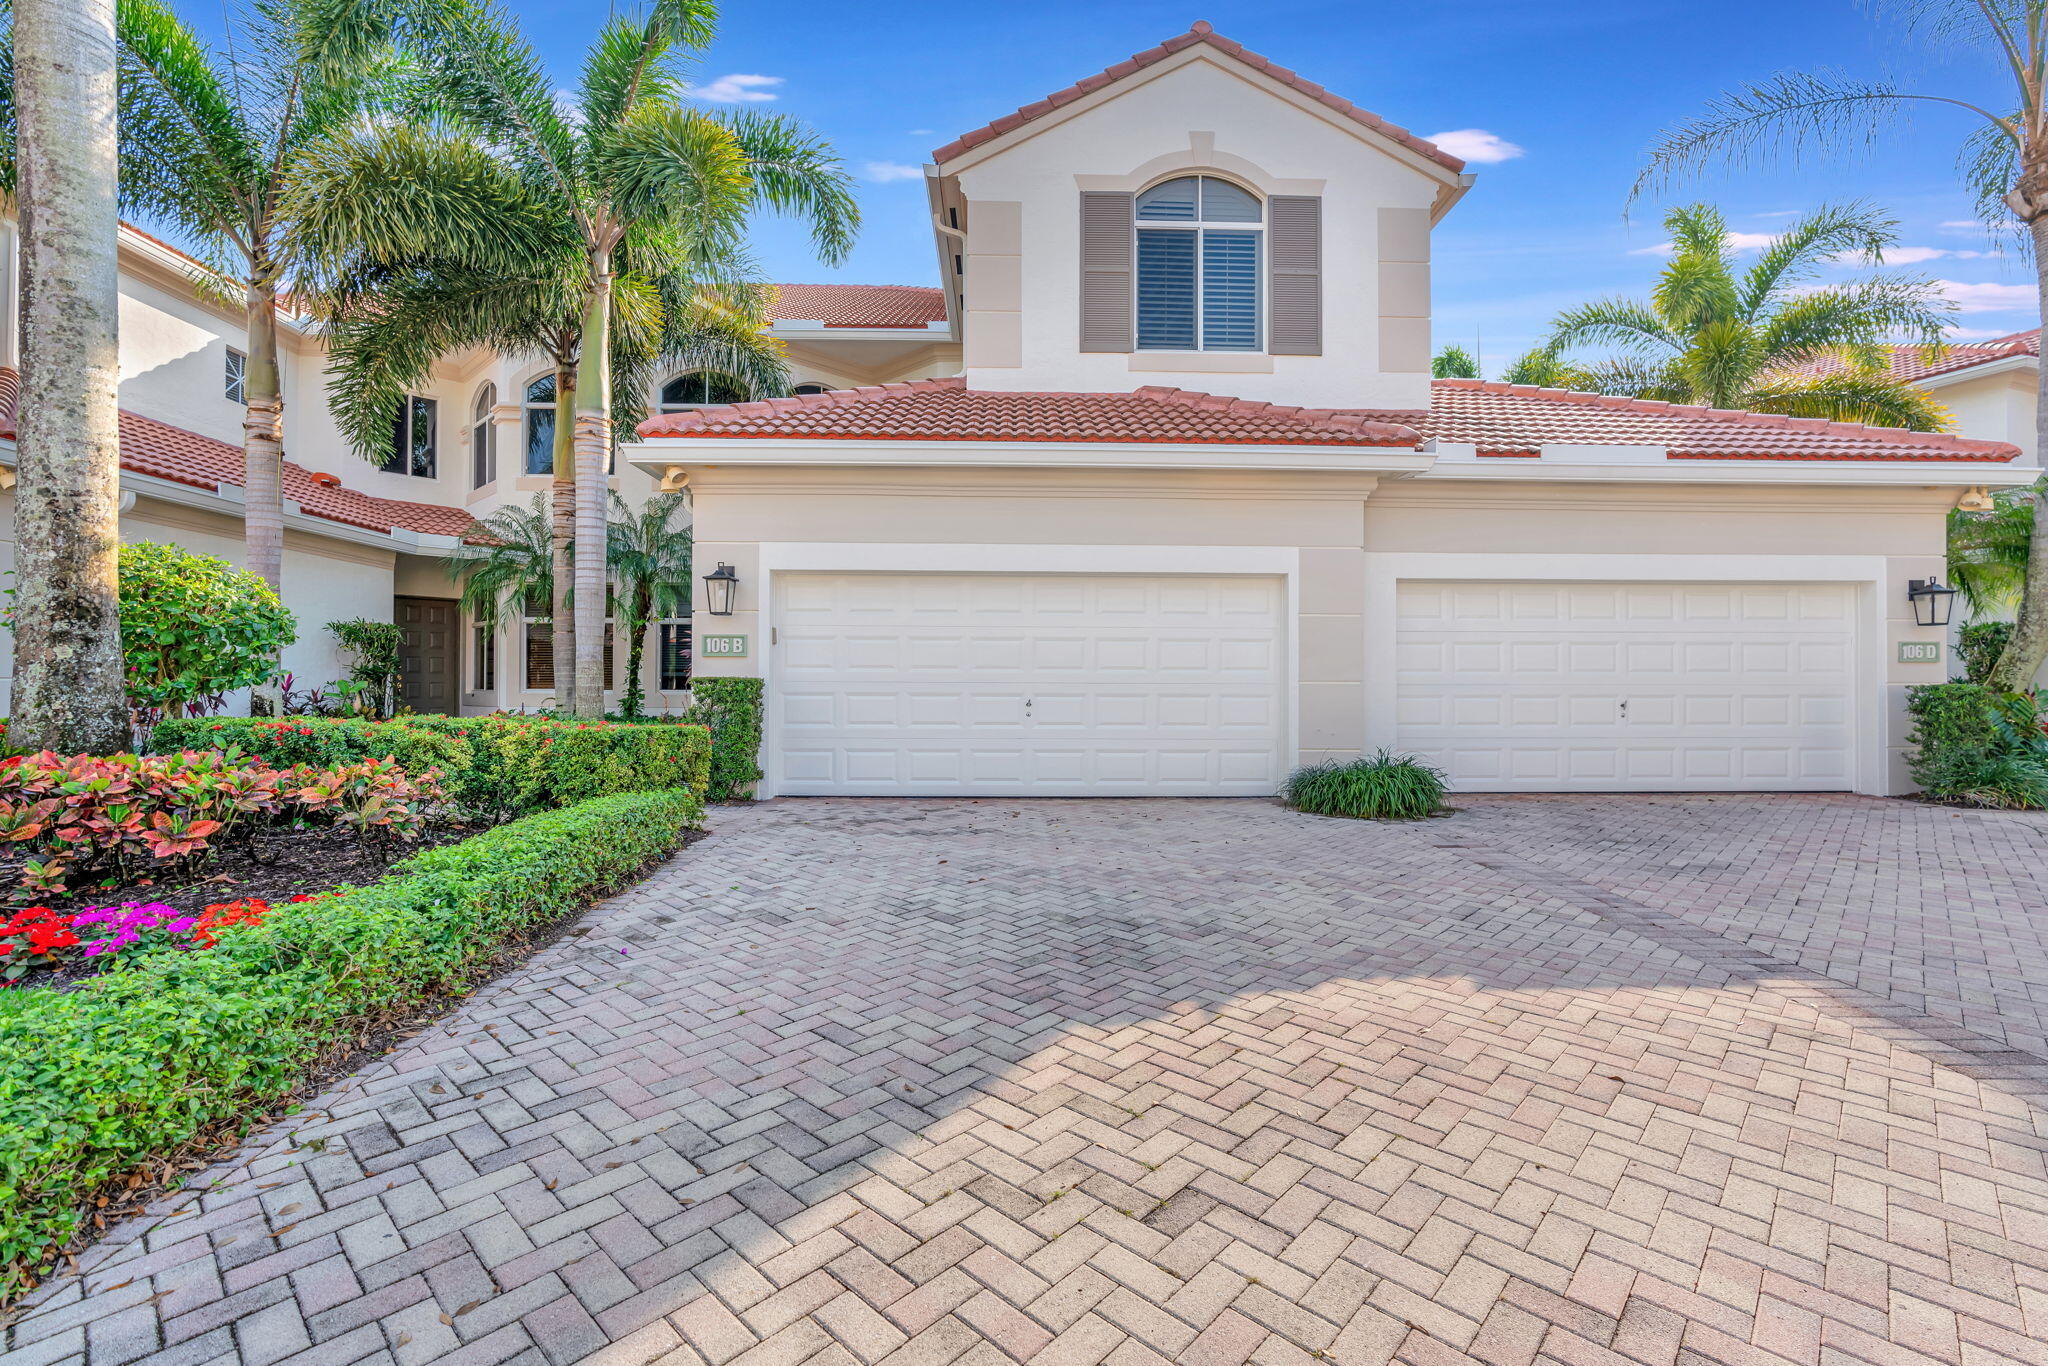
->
153 715 711 818
0 786 703 1293
1905 683 2048 808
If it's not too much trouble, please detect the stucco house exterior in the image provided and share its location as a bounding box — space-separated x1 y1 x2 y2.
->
625 21 2038 799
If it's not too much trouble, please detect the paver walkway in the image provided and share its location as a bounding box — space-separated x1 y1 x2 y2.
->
10 795 2048 1366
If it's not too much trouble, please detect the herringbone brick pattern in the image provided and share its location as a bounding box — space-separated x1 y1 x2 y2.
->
9 796 2048 1366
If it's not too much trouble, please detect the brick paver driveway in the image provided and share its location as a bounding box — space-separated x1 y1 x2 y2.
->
11 795 2048 1366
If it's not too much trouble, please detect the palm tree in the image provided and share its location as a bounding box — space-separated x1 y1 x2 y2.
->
1951 488 2036 620
1431 344 1479 379
287 0 856 715
2 0 130 752
1535 203 1954 426
445 493 554 701
1632 2 2048 689
1499 342 1599 390
28 0 412 595
606 491 691 719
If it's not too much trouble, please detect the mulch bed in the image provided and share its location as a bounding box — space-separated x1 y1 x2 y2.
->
2 822 476 920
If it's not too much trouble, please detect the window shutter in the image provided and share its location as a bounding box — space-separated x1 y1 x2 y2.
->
1079 191 1134 352
1268 195 1322 356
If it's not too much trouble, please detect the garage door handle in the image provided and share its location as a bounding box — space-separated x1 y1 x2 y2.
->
1619 699 1629 720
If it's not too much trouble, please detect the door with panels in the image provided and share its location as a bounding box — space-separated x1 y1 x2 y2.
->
1394 580 1857 791
773 572 1288 795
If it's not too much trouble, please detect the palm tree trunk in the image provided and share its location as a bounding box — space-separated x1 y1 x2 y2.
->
549 361 577 714
1988 209 2048 693
570 261 612 719
622 583 652 719
243 277 286 715
10 0 130 754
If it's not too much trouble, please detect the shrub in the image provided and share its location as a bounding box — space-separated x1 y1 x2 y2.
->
327 619 406 718
1906 683 2048 808
681 677 764 801
1956 621 2015 686
152 715 710 819
0 786 701 1293
118 542 296 720
1284 751 1449 820
0 748 444 901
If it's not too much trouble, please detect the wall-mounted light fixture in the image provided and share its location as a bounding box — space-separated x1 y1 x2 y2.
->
1907 577 1959 628
701 562 739 616
1957 486 1996 514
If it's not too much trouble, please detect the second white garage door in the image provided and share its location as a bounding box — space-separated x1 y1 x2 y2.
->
1395 581 1857 791
774 572 1286 795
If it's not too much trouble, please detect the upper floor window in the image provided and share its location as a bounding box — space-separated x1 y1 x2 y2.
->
380 395 436 478
225 348 247 404
1134 175 1262 352
659 372 748 411
791 382 832 397
524 374 556 475
470 383 497 488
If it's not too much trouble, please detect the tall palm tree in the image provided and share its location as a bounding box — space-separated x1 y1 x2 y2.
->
606 490 690 719
3 0 130 752
286 0 856 715
1633 1 2048 689
1430 344 1479 379
18 0 415 595
1535 203 1955 426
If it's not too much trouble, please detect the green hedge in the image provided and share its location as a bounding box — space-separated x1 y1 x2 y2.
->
1906 683 2048 808
0 786 702 1293
680 677 764 802
154 715 711 819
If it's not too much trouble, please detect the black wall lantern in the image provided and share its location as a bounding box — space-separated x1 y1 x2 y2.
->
701 562 739 616
1907 577 1958 628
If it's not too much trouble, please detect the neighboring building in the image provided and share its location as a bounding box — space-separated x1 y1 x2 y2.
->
628 21 2037 798
1792 328 2041 461
0 223 959 715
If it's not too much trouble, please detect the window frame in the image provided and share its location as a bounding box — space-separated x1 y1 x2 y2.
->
1132 174 1265 355
521 614 616 692
469 383 497 489
658 371 750 412
472 622 496 691
379 394 438 478
658 619 693 691
522 373 556 476
224 347 247 404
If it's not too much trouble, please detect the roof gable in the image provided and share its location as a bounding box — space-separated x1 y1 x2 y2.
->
930 21 1464 181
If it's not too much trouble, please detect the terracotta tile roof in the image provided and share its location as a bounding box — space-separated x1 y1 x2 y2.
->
1779 330 2041 384
769 283 947 329
636 377 1426 446
0 368 488 541
636 374 2019 462
1405 379 2019 462
931 21 1464 174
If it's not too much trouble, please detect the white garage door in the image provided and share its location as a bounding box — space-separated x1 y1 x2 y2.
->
775 572 1286 795
1395 581 1856 792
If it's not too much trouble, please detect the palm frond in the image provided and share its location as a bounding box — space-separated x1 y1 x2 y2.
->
712 107 861 265
1547 298 1681 357
1738 200 1898 316
1948 483 2037 615
446 492 557 626
1757 276 1956 363
1741 372 1955 430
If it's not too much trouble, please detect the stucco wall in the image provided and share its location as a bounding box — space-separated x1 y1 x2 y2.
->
1930 369 2037 466
949 49 1446 410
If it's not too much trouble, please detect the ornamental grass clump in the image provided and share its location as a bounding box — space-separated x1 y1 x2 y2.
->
1284 751 1449 821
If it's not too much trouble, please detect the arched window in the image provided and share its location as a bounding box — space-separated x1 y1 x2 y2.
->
523 374 555 475
791 382 832 397
659 372 748 411
1134 174 1262 352
470 383 497 488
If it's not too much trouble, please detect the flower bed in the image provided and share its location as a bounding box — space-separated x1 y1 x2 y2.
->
0 785 704 1296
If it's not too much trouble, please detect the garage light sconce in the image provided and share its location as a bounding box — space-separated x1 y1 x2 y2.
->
702 563 739 616
1957 485 1996 514
1908 577 1959 628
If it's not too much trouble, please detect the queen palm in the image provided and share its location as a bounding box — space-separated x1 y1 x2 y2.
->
1535 203 1955 427
1633 0 2048 688
284 0 856 715
606 491 691 719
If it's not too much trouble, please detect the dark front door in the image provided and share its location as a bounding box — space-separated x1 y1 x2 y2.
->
395 596 459 715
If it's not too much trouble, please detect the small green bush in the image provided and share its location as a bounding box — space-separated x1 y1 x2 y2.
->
680 677 764 801
1284 751 1448 820
152 715 710 818
0 786 702 1293
1906 683 2048 808
117 542 296 717
1956 621 2015 686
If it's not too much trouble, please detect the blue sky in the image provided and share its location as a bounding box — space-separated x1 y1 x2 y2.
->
611 0 2039 372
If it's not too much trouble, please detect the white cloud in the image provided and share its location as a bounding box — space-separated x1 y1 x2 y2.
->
1826 246 1987 266
906 128 934 136
1935 279 2038 312
690 73 783 103
1942 218 2022 234
1629 230 1778 257
1425 129 1524 164
862 160 924 183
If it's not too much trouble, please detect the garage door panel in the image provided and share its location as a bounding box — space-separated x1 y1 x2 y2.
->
1397 580 1855 793
775 572 1286 795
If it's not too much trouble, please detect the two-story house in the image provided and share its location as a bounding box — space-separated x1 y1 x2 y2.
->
628 21 2037 799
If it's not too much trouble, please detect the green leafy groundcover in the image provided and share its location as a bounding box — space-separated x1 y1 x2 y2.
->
0 786 703 1294
154 715 711 819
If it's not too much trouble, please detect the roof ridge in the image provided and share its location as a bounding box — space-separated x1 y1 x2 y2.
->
929 21 1464 173
1428 377 2018 456
637 376 965 437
